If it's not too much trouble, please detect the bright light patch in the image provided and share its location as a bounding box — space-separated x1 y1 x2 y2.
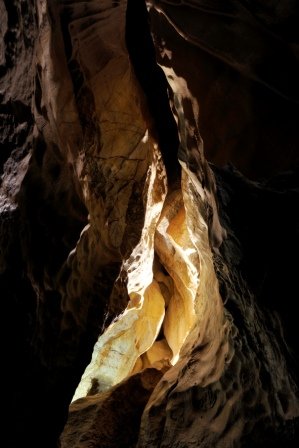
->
72 148 224 403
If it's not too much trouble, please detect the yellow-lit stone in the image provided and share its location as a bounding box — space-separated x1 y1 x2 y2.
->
144 339 173 368
73 279 165 400
73 156 226 401
72 150 168 401
155 190 199 363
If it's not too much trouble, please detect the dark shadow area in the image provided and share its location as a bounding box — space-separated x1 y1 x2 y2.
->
126 0 180 185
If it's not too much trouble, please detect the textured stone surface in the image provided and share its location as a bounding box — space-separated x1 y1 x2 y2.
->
1 1 299 447
61 369 163 448
2 0 160 445
148 0 299 179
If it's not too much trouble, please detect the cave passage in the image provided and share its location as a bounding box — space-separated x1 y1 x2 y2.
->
125 0 180 185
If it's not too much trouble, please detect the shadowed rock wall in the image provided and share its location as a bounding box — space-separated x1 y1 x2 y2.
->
1 1 299 447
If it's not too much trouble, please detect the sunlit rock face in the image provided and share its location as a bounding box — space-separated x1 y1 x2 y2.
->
1 0 299 447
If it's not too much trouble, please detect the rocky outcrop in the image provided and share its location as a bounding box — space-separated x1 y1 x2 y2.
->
1 1 299 447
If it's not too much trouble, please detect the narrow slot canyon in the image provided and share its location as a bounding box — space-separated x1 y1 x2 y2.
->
1 1 299 447
72 154 228 403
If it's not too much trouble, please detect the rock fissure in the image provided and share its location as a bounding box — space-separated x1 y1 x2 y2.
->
2 1 299 447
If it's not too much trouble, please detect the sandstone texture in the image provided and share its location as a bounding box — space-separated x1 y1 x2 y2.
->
1 1 299 447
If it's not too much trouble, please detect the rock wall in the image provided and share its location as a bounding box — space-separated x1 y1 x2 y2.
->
1 1 299 447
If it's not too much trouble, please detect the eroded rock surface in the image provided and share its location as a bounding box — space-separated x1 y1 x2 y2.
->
1 1 299 447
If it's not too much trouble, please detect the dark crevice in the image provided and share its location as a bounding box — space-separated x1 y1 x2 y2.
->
0 99 33 122
0 0 19 74
125 0 180 185
0 100 33 175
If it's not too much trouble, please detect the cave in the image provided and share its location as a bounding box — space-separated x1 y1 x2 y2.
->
1 0 299 447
